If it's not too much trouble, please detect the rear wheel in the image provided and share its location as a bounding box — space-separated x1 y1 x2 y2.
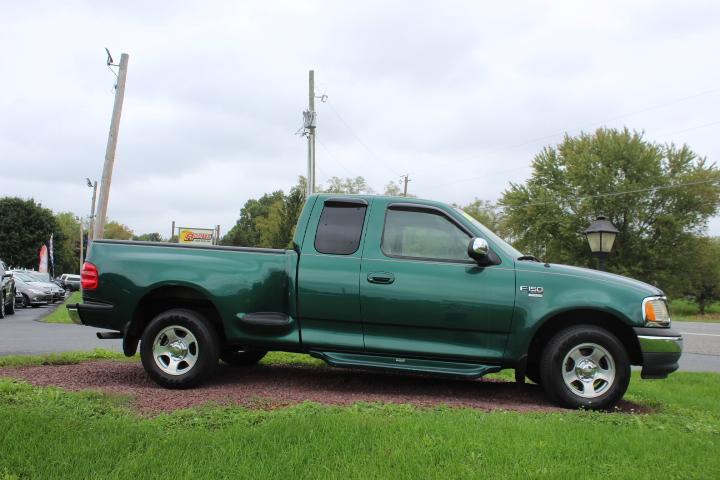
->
540 325 630 410
220 349 267 366
140 309 220 389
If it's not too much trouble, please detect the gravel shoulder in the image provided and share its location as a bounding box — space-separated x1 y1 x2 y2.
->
0 360 647 414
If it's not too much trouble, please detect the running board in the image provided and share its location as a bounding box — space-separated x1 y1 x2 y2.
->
309 351 501 378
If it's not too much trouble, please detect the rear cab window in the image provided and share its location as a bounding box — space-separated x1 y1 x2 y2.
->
314 199 368 255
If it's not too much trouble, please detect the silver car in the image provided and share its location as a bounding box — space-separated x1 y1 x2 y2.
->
10 271 62 303
13 278 51 308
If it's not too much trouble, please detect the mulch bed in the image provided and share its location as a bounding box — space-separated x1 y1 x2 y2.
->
0 361 648 414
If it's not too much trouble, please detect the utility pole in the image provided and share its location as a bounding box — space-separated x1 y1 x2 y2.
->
304 69 317 197
87 178 98 242
401 174 411 197
171 221 176 242
93 51 129 241
79 220 84 271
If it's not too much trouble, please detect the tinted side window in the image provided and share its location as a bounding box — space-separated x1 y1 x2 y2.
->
382 209 470 261
314 203 367 255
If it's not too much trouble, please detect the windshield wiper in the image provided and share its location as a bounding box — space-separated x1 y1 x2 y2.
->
517 255 541 262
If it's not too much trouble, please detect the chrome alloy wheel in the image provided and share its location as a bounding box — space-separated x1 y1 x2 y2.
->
152 325 199 376
561 342 615 398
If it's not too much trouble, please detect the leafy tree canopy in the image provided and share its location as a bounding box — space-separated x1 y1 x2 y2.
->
0 197 59 269
104 221 134 240
500 127 720 296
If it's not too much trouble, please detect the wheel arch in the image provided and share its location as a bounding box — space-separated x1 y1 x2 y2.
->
124 284 225 356
526 308 642 369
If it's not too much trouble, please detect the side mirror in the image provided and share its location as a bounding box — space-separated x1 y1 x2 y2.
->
468 237 490 264
2 273 12 279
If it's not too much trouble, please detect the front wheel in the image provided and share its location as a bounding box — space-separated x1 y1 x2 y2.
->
540 325 630 410
6 292 15 315
140 309 220 389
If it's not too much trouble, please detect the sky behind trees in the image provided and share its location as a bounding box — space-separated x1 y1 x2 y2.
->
1 1 719 235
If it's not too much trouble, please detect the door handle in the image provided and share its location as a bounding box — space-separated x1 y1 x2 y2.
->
367 272 395 284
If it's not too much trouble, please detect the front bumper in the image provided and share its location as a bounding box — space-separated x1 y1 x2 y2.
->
634 327 683 379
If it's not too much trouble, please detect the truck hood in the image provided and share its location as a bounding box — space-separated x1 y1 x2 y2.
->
521 262 663 297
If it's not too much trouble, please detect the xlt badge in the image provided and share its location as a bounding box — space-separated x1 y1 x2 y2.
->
520 286 544 297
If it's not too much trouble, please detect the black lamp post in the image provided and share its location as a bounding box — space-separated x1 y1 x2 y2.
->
583 216 619 271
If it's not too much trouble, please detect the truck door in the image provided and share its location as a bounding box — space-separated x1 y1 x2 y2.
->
360 201 515 362
298 197 370 351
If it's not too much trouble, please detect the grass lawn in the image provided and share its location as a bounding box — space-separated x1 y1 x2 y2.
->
0 353 719 479
670 299 720 323
41 291 82 324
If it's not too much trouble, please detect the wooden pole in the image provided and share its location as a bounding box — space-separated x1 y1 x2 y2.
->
93 53 129 241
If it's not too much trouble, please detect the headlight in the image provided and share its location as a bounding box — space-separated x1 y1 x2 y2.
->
643 296 671 327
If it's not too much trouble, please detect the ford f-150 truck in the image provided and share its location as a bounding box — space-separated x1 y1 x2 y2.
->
68 194 683 409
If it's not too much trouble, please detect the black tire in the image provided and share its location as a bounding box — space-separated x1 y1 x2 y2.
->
220 349 267 366
140 308 220 389
6 291 15 315
20 294 29 308
539 325 630 410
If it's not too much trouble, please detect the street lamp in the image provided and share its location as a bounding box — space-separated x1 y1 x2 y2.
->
583 216 619 271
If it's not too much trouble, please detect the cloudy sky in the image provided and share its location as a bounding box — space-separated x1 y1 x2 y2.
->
1 0 719 237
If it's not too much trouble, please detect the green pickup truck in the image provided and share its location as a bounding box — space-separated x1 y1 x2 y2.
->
69 194 682 409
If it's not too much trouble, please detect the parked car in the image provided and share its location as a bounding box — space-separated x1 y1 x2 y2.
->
0 259 16 318
58 274 81 291
14 278 51 308
10 271 63 303
27 271 65 301
69 194 682 410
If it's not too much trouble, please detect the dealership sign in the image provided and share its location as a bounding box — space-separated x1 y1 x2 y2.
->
178 227 215 245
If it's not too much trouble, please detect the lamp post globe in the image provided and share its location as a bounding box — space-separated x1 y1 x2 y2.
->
583 216 619 271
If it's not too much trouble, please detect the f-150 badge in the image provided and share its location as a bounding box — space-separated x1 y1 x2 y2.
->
520 286 544 297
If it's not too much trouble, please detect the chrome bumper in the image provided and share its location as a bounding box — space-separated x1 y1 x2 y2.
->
634 327 683 379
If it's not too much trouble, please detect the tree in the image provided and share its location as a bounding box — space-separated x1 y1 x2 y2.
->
500 128 720 296
54 212 81 274
221 190 285 247
383 181 402 196
104 221 134 240
133 233 163 242
321 176 374 194
683 237 720 314
0 197 59 269
460 199 505 234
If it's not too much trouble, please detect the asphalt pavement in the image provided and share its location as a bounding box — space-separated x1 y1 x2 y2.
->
0 305 719 372
0 302 121 355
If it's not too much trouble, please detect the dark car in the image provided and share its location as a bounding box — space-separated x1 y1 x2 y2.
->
0 260 17 318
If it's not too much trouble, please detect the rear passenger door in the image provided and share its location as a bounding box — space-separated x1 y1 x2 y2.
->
298 197 370 351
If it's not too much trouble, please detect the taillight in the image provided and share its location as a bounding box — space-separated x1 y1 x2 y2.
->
81 262 99 290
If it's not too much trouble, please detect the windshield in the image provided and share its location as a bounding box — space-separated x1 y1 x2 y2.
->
30 272 50 282
13 272 36 282
456 209 524 259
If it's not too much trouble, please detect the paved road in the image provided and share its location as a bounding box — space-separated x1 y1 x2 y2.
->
1 306 719 372
0 303 121 356
675 321 720 372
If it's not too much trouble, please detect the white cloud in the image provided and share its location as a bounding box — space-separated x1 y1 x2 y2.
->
1 0 718 236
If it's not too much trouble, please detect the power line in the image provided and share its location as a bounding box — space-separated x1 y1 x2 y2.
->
315 136 360 179
498 178 720 209
324 100 402 177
